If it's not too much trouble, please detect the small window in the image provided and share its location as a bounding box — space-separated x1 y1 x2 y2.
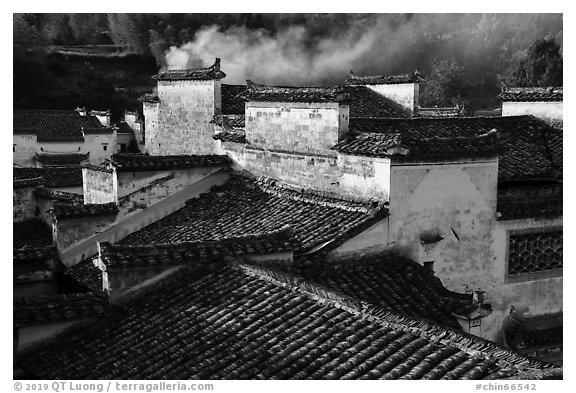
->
13 144 16 152
508 229 562 276
423 261 435 272
102 144 108 151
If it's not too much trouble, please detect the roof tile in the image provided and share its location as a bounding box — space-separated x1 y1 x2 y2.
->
345 71 425 85
109 154 231 172
13 110 106 142
499 87 563 102
14 167 83 188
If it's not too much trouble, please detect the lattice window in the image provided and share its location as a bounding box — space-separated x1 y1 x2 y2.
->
508 230 563 275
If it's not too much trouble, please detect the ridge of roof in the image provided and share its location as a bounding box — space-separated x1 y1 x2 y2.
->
499 87 563 102
138 92 159 103
244 80 349 103
109 154 231 172
153 58 226 81
52 202 119 219
35 153 89 166
33 186 84 203
345 70 425 85
14 167 83 188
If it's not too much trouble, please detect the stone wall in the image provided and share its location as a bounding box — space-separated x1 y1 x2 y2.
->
146 80 219 155
367 83 418 114
502 101 563 120
223 143 391 200
245 101 343 155
13 186 37 221
83 167 117 204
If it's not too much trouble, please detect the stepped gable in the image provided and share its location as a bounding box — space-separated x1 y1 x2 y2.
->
35 153 89 166
14 167 83 188
17 262 561 380
109 154 230 172
244 80 349 103
14 292 109 327
499 87 563 102
52 202 119 219
497 184 562 220
345 70 425 85
13 110 106 142
120 174 387 252
153 58 226 81
100 227 297 269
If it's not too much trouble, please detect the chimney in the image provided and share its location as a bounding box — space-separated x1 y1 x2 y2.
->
75 107 87 116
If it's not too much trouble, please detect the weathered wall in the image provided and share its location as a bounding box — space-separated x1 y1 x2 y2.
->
84 133 116 164
13 187 37 221
60 170 230 266
146 80 219 155
387 160 499 292
502 101 563 120
13 134 37 167
223 143 391 200
83 167 117 204
480 216 563 342
328 218 390 260
367 83 418 114
142 101 159 153
55 214 118 250
245 102 342 154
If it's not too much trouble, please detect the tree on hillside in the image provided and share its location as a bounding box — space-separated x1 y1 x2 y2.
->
510 39 563 87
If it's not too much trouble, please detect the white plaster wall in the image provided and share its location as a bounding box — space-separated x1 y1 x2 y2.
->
387 160 499 292
328 218 390 260
84 133 117 164
502 101 563 120
13 134 37 167
83 168 118 204
481 216 563 342
367 83 418 113
245 102 341 154
339 154 391 201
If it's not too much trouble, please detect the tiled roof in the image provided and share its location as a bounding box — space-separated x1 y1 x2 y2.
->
153 59 226 81
221 84 247 115
35 153 89 166
212 114 246 129
138 92 159 103
101 227 297 269
13 176 43 189
82 126 115 134
345 86 408 118
298 254 477 330
17 263 561 380
52 202 119 219
506 313 562 354
334 125 498 160
116 122 135 135
497 184 562 221
13 167 83 188
244 81 349 103
13 218 53 250
120 175 387 252
64 257 103 293
109 154 231 172
14 292 109 327
13 110 106 142
345 70 425 85
33 186 84 204
338 116 561 181
14 246 56 264
499 87 563 102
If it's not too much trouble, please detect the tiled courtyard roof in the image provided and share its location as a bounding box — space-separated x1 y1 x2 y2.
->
499 87 563 102
101 227 297 269
244 81 349 103
13 110 106 142
13 218 53 250
334 128 498 161
120 175 387 252
17 262 561 380
109 154 231 172
298 254 477 330
338 116 561 182
14 292 109 327
35 153 89 166
14 167 83 188
497 184 562 221
153 59 226 81
345 70 425 86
